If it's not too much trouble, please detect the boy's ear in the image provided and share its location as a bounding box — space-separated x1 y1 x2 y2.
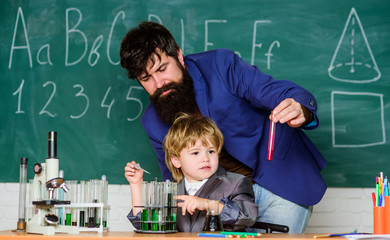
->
170 156 181 169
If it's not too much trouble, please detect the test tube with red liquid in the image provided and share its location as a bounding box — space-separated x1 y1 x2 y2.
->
267 114 276 161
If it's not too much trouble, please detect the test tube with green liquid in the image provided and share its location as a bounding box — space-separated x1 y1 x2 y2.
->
94 179 102 227
158 182 165 231
84 180 90 227
68 180 78 226
150 180 159 231
65 212 72 225
141 181 149 231
164 180 172 230
79 181 86 227
87 179 99 228
64 180 73 226
101 175 108 228
171 182 177 231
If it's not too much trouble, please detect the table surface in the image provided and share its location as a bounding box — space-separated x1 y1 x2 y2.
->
0 230 346 240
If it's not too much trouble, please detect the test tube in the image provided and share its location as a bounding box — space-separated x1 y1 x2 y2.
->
267 114 276 161
164 180 172 230
151 180 159 231
147 180 157 231
88 180 95 228
64 180 74 225
70 180 78 226
141 181 149 231
171 182 177 231
79 181 86 227
84 180 90 227
95 179 102 227
27 179 34 221
101 175 108 227
17 157 28 231
157 182 164 231
57 170 64 224
88 179 101 228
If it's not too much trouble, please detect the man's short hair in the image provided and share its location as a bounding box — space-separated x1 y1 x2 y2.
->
120 21 180 79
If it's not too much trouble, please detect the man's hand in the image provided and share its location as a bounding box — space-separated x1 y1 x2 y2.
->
271 98 313 128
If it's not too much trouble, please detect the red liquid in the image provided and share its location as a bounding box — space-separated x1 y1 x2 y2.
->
267 118 276 161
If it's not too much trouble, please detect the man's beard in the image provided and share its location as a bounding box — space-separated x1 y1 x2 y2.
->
150 65 197 125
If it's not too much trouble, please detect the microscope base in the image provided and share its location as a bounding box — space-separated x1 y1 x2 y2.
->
26 224 80 235
26 205 79 235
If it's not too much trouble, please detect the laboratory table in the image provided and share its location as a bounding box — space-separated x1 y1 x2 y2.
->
0 231 346 240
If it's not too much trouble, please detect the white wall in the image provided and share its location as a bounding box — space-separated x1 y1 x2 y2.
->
0 183 374 233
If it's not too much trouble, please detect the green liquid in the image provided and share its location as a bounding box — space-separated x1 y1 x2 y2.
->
159 222 166 231
166 193 172 230
65 213 71 226
172 213 177 230
158 209 165 231
151 208 158 231
79 211 85 227
141 209 149 231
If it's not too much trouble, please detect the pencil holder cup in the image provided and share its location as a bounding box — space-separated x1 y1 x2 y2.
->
134 179 177 233
373 196 390 234
373 206 386 234
385 196 390 233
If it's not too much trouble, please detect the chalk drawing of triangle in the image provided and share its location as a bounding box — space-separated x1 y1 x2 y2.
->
328 8 381 83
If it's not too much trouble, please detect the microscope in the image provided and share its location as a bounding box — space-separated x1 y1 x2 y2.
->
26 131 79 235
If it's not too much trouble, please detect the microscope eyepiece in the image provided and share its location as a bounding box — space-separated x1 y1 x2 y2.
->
48 131 57 158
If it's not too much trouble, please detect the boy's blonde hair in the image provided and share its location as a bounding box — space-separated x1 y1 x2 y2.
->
163 113 224 182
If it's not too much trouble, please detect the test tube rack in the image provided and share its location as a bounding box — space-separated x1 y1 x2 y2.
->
26 202 110 233
134 205 178 233
25 177 110 235
55 202 110 233
134 179 178 233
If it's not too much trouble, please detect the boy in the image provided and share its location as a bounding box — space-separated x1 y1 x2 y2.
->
125 114 258 232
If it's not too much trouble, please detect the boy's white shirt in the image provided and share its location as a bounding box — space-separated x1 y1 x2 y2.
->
184 177 208 195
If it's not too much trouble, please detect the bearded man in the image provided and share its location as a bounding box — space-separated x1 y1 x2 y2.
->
120 21 327 233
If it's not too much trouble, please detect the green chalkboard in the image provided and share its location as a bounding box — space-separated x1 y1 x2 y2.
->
1 0 389 187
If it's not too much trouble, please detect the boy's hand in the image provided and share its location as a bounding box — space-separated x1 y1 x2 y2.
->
175 195 210 215
124 161 144 185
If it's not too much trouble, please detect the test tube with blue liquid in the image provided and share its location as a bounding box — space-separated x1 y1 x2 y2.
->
56 170 64 225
